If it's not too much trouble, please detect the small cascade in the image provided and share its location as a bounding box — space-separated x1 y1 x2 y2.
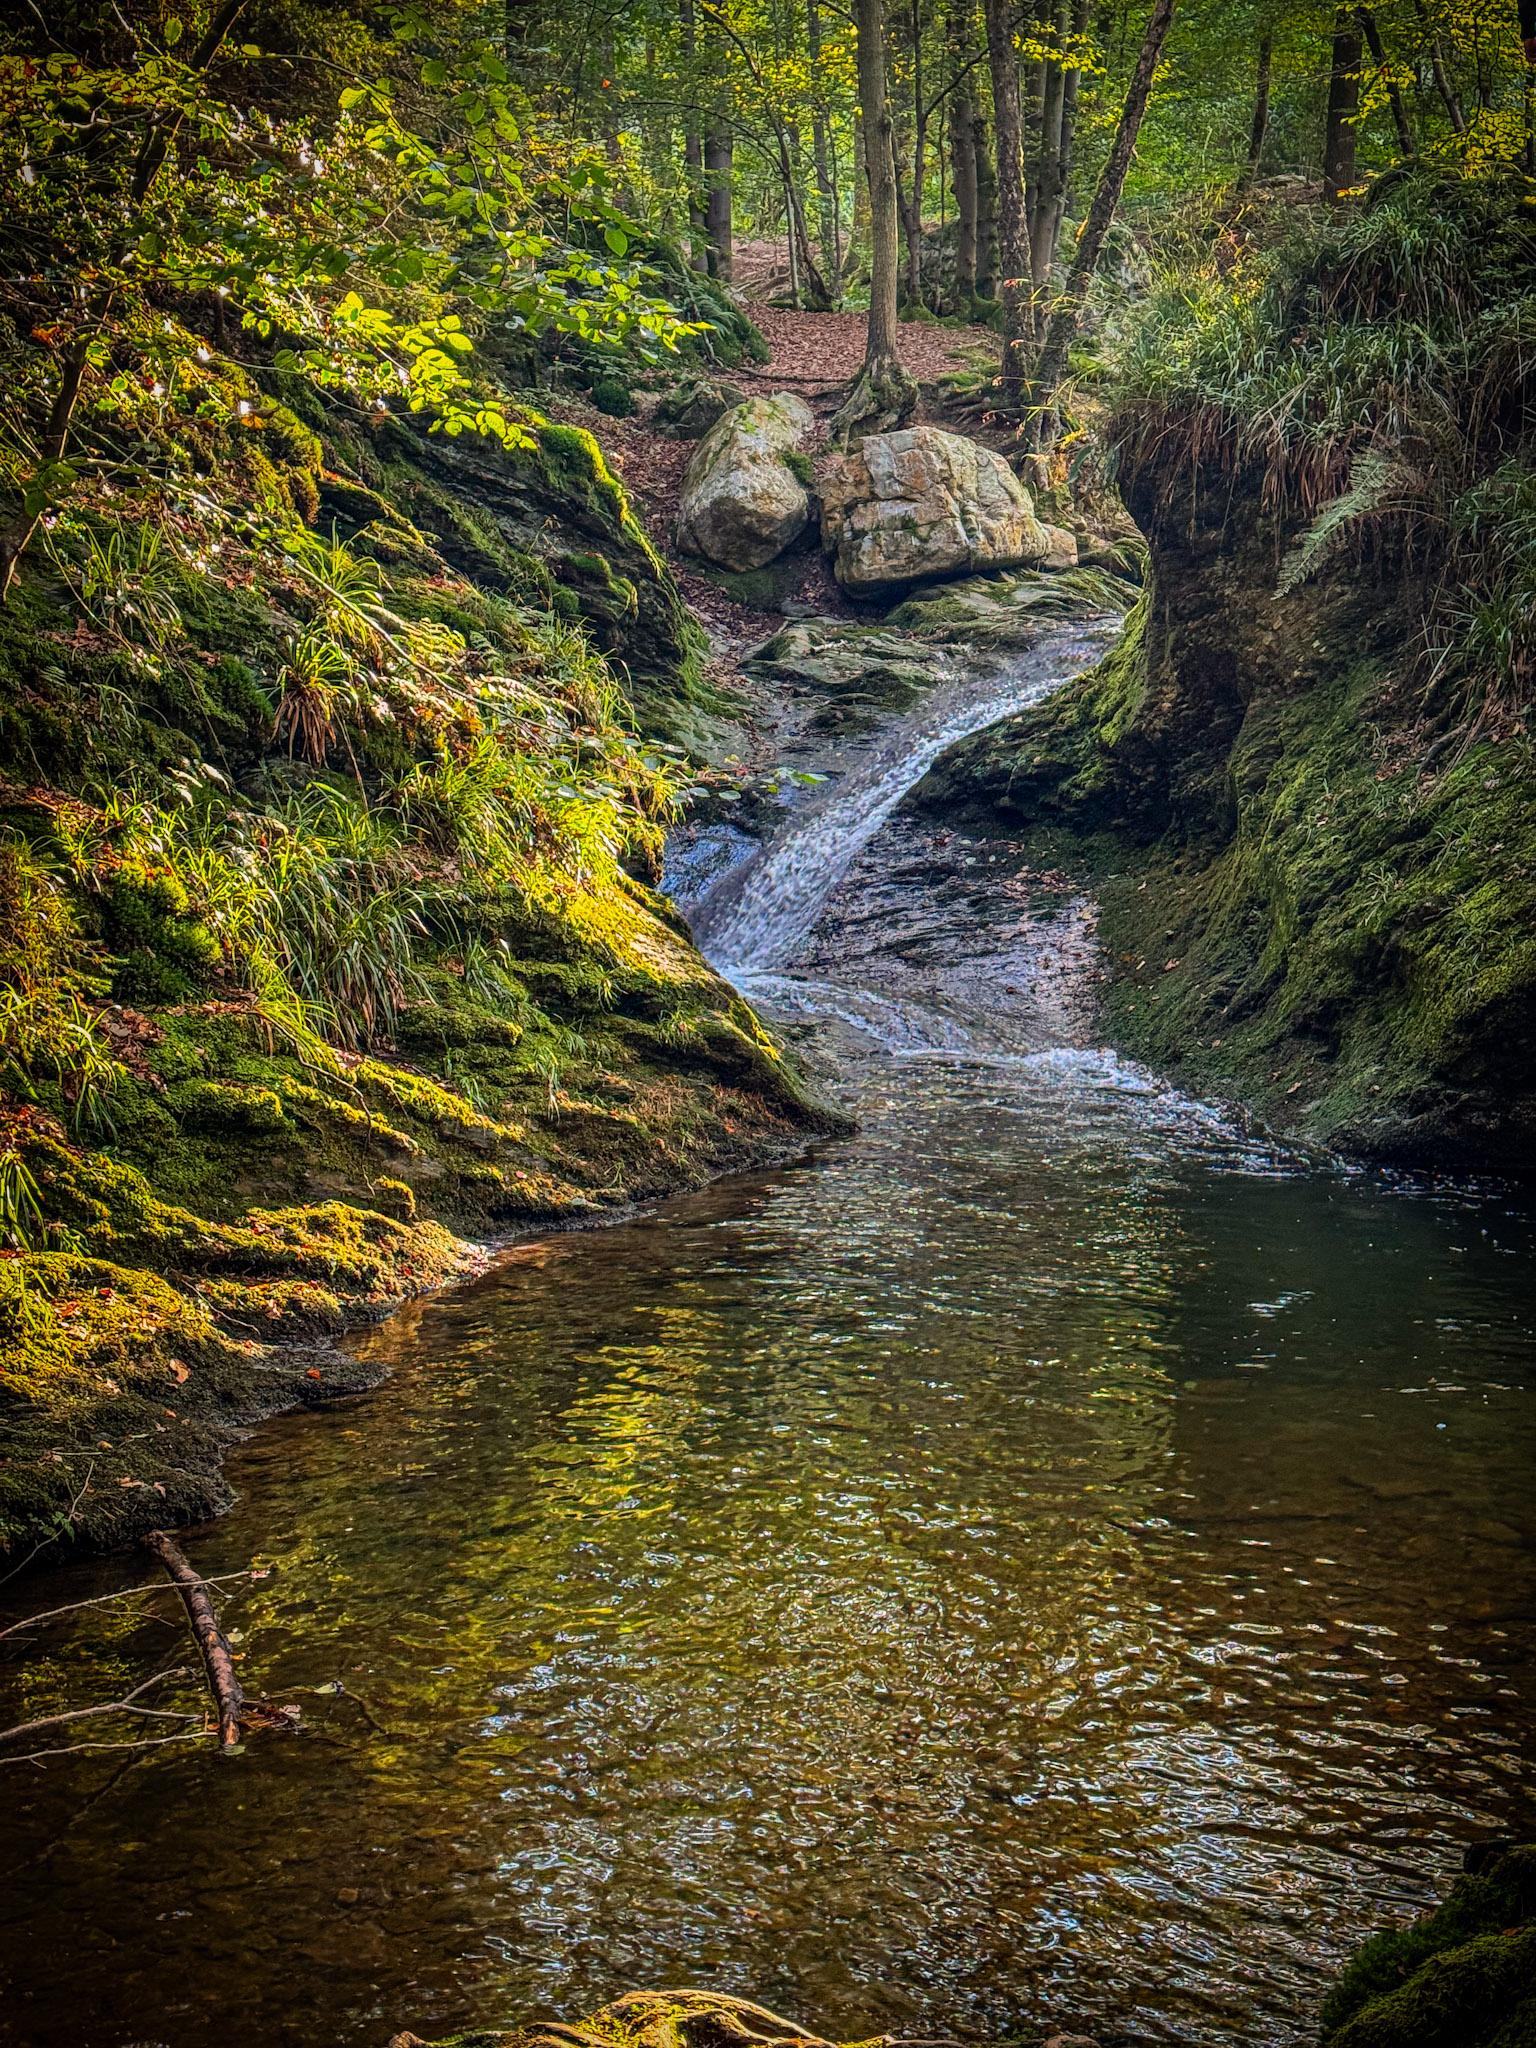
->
690 619 1116 975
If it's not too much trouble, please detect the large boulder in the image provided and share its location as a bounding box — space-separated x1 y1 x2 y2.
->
820 425 1050 593
675 393 816 571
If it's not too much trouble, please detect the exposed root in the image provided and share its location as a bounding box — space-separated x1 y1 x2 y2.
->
829 352 919 447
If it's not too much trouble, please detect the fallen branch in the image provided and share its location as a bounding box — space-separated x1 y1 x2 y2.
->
142 1531 246 1753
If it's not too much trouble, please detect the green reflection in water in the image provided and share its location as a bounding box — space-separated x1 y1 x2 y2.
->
0 1056 1532 2048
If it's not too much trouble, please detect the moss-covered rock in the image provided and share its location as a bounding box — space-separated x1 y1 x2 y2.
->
1319 1845 1536 2048
368 411 724 753
387 1987 876 2048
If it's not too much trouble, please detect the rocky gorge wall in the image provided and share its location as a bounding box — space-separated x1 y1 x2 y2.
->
914 457 1536 1169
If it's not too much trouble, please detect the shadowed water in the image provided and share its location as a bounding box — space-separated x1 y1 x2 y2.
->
1 622 1533 2048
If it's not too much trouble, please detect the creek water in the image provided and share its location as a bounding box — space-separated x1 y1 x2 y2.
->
2 619 1534 2048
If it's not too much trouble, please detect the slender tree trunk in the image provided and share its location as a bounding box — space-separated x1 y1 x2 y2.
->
782 126 834 306
834 0 919 439
705 128 734 281
1030 0 1178 445
681 0 709 270
984 0 1029 396
808 0 841 281
1030 4 1068 292
1428 39 1468 130
847 110 873 275
1241 32 1273 187
1358 7 1414 156
974 102 997 293
1047 0 1091 268
952 84 980 306
1323 8 1362 201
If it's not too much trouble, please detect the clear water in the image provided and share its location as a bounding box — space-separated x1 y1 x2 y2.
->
2 625 1533 2048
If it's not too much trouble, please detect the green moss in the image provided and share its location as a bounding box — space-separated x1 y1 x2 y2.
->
1321 1847 1536 2048
589 376 636 418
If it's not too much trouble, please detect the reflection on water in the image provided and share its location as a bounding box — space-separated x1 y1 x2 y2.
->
1 1058 1532 2048
1 626 1533 2048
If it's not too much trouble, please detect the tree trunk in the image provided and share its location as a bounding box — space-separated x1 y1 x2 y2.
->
1046 0 1091 269
808 0 841 279
846 111 873 275
1029 0 1178 444
1323 8 1362 202
1241 32 1273 187
951 84 979 306
974 103 997 294
705 128 734 281
1358 8 1414 156
1030 5 1068 292
681 0 709 271
782 127 835 307
834 0 919 440
984 0 1029 397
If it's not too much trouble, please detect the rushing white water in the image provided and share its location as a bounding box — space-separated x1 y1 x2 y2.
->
690 619 1117 973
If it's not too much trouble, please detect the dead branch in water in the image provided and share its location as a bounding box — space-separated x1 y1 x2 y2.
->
142 1531 246 1753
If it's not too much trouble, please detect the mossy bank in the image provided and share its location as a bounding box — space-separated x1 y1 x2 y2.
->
0 343 844 1564
916 179 1536 1169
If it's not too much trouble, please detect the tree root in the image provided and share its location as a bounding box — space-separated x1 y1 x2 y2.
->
829 352 919 447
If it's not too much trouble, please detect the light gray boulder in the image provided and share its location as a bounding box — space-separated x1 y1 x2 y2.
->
820 425 1050 593
675 393 816 571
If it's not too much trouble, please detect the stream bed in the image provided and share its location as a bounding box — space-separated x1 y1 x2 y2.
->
2 621 1534 2048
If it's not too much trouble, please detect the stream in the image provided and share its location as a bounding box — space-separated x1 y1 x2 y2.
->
2 618 1534 2048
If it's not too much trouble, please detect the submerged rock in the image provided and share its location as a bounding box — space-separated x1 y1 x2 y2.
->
675 392 816 571
820 425 1050 593
742 616 936 728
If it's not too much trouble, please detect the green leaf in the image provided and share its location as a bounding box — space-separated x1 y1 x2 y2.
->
420 57 448 88
604 226 628 257
165 17 184 43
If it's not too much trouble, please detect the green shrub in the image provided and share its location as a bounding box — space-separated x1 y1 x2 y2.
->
589 376 636 418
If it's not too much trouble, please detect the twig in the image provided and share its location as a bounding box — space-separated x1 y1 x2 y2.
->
335 1683 391 1736
142 1531 245 1753
0 1667 196 1754
0 1572 254 1644
0 1730 206 1767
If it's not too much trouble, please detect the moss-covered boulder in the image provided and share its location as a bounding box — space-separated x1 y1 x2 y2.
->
676 394 817 573
1319 1845 1536 2048
388 1988 884 2048
364 410 721 751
